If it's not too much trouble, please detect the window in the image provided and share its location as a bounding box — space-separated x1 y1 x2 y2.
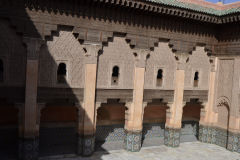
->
0 59 3 82
111 66 119 85
156 69 163 87
194 71 199 87
57 63 67 84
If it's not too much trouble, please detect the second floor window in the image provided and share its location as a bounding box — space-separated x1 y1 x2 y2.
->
57 63 67 84
111 66 119 85
194 71 199 87
156 69 163 87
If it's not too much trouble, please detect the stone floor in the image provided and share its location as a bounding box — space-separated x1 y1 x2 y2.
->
40 142 240 160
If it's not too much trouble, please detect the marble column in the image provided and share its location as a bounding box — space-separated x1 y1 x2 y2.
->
124 49 149 152
20 38 43 160
164 53 188 147
81 44 102 156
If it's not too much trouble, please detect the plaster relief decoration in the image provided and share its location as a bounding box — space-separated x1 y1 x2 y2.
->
97 37 135 89
39 31 85 88
184 47 210 90
145 42 177 90
216 97 230 130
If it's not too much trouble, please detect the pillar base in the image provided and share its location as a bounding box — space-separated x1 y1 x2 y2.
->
81 135 95 156
77 134 83 155
227 132 239 152
19 138 39 160
164 128 180 147
124 130 142 152
199 125 216 144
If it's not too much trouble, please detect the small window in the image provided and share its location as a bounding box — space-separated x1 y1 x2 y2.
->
0 59 3 82
194 71 199 87
111 66 119 85
156 69 163 87
57 63 67 84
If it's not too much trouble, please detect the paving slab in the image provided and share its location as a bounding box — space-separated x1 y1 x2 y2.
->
40 142 240 160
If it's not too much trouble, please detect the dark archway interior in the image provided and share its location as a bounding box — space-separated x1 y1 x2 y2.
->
142 104 167 147
96 103 126 151
0 104 18 159
181 101 201 143
39 105 77 157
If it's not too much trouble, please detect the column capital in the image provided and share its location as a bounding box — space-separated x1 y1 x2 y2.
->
82 43 102 64
23 37 44 60
209 56 218 72
125 101 132 110
95 102 102 110
175 53 189 70
143 102 148 109
132 49 150 68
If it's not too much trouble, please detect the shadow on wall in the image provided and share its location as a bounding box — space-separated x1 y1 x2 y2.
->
0 2 110 160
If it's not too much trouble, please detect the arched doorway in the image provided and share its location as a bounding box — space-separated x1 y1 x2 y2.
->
0 102 18 159
181 100 201 142
216 98 230 148
142 103 167 147
95 101 126 151
39 104 77 157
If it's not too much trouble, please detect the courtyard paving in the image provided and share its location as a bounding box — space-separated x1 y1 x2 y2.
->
40 142 240 160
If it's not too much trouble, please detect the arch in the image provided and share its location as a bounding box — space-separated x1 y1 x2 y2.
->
39 104 78 156
95 102 126 151
156 69 163 87
142 103 167 146
180 99 203 143
0 103 19 158
57 62 67 83
0 59 4 82
217 96 230 109
111 66 119 85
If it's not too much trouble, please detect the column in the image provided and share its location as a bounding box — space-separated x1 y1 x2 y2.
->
199 56 218 144
20 38 43 160
76 102 84 155
81 44 101 156
164 53 188 147
124 49 149 152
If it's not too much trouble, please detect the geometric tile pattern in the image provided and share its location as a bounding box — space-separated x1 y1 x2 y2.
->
19 138 39 160
124 130 142 152
181 121 199 142
39 127 77 157
199 125 217 144
199 125 240 154
164 128 181 147
96 124 125 142
227 132 239 152
82 135 95 156
77 134 83 155
142 123 165 139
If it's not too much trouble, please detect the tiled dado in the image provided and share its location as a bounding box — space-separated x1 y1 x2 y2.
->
77 135 95 156
164 128 181 147
19 138 39 160
199 125 240 153
124 130 142 152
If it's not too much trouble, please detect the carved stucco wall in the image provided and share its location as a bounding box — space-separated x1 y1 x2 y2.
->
97 37 134 89
0 20 26 86
39 30 85 88
184 47 210 90
214 59 234 127
144 42 176 90
230 58 240 117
